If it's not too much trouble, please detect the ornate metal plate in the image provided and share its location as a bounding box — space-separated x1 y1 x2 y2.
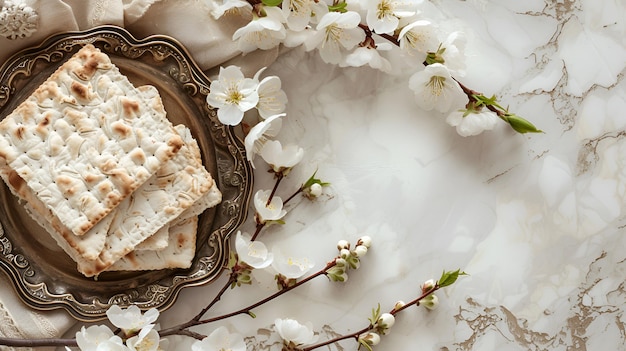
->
0 26 252 321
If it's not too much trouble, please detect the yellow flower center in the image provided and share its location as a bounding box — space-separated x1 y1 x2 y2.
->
405 31 424 49
226 88 244 105
377 0 393 19
427 76 446 96
324 24 343 45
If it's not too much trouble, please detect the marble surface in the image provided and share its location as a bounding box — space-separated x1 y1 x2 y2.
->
157 1 626 350
0 0 625 350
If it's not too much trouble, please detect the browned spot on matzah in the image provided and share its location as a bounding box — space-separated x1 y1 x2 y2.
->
15 126 25 140
70 81 89 100
122 98 140 118
8 170 25 193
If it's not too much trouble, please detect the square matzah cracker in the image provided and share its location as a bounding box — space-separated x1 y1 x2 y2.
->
0 44 184 236
107 130 223 272
74 123 219 277
106 216 198 272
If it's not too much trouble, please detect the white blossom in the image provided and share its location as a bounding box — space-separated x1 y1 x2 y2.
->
106 305 159 335
126 327 161 351
207 65 259 126
272 247 315 279
253 68 288 119
235 231 273 269
340 42 393 72
254 189 287 224
232 6 286 54
304 11 365 64
282 0 327 31
274 318 318 346
191 327 246 351
408 63 466 113
208 0 252 19
438 31 467 76
259 140 304 173
76 325 128 351
446 109 498 137
365 0 421 34
244 113 284 166
398 20 438 61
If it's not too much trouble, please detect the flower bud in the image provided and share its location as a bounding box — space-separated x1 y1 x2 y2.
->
394 301 406 310
325 265 348 282
357 236 372 248
423 294 439 311
335 258 347 268
360 332 380 346
421 279 436 293
339 248 351 259
337 240 350 251
376 313 395 334
353 245 368 257
308 183 323 197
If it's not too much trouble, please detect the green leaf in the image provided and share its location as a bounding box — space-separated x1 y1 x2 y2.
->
303 170 330 189
369 303 381 325
328 1 348 12
227 251 237 270
358 338 374 351
438 269 468 288
504 114 543 134
261 0 283 6
248 311 257 318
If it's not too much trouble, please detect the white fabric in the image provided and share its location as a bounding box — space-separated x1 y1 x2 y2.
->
0 0 279 344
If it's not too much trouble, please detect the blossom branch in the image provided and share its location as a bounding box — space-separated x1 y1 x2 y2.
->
299 285 440 351
159 260 337 337
190 270 238 322
0 337 78 348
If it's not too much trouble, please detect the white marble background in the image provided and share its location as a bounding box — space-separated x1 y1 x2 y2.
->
0 0 624 350
156 0 626 350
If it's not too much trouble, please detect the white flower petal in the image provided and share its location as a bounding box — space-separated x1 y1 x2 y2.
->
446 109 499 136
254 189 287 223
272 247 315 279
76 325 115 351
192 326 246 351
274 318 318 345
217 103 245 126
235 231 274 269
408 63 466 113
259 140 304 172
244 113 285 165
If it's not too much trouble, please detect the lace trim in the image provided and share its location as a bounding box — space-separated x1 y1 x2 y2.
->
29 310 60 339
89 0 109 27
0 301 31 351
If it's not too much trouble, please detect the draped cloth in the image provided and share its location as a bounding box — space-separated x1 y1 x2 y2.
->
0 0 278 348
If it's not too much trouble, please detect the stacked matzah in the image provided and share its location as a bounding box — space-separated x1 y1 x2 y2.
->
0 44 222 278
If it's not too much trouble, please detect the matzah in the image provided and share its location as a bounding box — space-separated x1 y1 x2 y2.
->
0 44 184 237
0 167 110 260
107 127 223 272
0 85 184 261
73 123 218 277
107 216 198 271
